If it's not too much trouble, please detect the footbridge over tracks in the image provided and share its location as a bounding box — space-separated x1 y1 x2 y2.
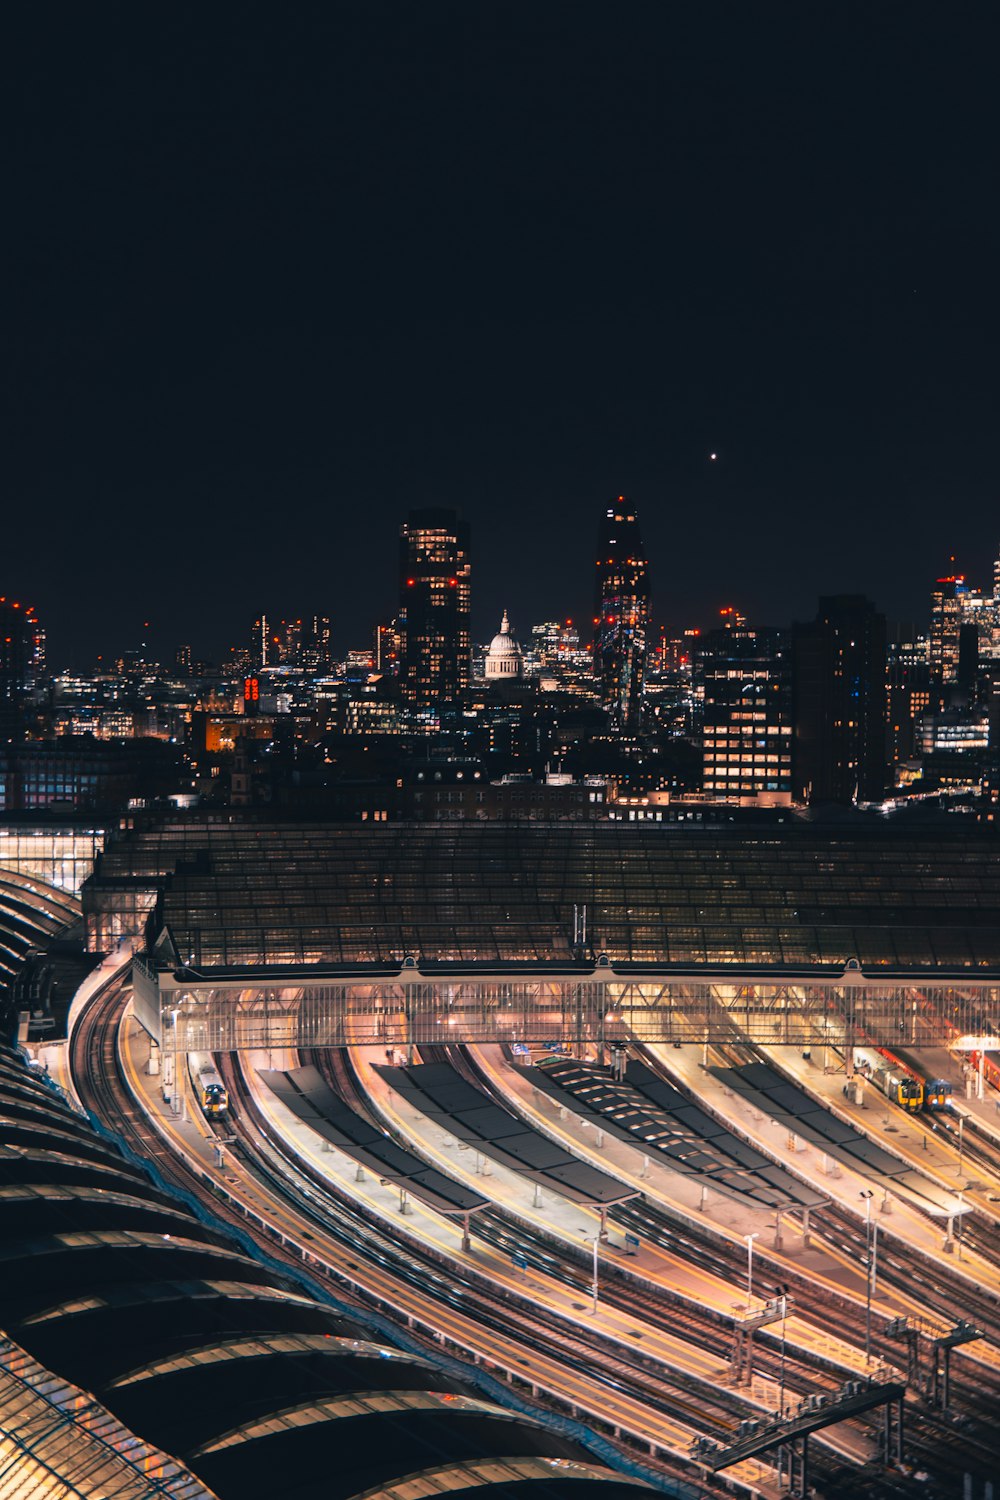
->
132 953 1000 1057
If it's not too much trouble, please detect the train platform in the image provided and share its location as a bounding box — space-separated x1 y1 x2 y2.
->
117 1016 813 1419
642 1042 1000 1305
241 1051 887 1489
741 1040 1000 1220
351 1047 894 1393
79 1003 997 1480
115 1033 800 1495
907 1039 1000 1145
760 1043 1000 1196
472 1041 1000 1342
120 1009 234 1179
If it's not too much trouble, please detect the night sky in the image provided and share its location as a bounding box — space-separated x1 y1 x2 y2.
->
8 4 1000 666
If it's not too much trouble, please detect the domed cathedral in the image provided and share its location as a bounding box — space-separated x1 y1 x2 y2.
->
484 609 524 681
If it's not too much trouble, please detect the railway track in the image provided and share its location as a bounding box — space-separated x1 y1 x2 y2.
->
64 978 1000 1496
310 1048 850 1403
236 1053 769 1430
331 1042 1000 1489
67 977 723 1493
441 1042 1000 1483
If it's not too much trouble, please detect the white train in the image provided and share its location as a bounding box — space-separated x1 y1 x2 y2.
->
188 1052 229 1118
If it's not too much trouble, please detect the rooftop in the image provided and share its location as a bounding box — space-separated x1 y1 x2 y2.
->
82 814 1000 970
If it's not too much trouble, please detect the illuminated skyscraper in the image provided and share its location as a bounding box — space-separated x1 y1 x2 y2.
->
399 508 471 704
930 575 967 687
373 619 403 675
300 615 333 670
593 497 650 728
699 615 793 803
886 633 932 772
0 598 44 744
251 614 271 669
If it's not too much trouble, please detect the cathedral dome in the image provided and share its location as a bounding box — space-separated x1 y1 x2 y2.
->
485 610 524 679
489 611 520 655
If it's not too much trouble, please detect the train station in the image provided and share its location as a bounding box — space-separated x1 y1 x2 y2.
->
79 816 1000 1055
2 810 1000 1500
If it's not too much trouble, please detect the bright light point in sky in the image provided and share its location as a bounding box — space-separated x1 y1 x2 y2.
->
709 452 718 461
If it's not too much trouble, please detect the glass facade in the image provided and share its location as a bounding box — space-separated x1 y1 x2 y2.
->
0 1336 213 1500
399 509 472 705
593 500 650 729
699 624 793 803
90 815 1000 971
0 826 104 894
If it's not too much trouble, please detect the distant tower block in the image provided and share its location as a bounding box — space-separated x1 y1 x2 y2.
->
0 598 44 745
929 574 967 686
399 508 472 704
593 498 650 729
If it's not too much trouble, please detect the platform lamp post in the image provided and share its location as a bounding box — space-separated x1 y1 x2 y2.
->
582 1231 599 1315
744 1232 759 1309
775 1282 791 1416
168 1007 181 1117
860 1189 874 1362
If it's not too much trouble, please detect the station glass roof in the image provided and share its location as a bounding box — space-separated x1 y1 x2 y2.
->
85 816 1000 970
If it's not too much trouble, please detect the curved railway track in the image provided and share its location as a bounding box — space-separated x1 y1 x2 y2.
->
649 1040 1000 1353
232 1053 772 1440
313 1045 850 1400
64 977 1000 1497
437 1043 1000 1478
67 977 752 1495
314 1045 1000 1491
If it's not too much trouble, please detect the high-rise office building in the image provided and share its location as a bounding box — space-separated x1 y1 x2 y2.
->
593 498 650 728
930 575 968 688
279 618 302 663
300 615 333 671
698 615 793 803
399 508 471 704
0 598 44 744
792 595 887 805
530 620 584 673
373 619 403 675
886 634 932 774
251 614 271 670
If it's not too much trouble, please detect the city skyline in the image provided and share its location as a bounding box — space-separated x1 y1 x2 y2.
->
7 7 1000 665
9 503 1000 671
5 11 1000 1498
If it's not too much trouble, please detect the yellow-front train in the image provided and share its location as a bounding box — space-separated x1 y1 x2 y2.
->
189 1052 229 1117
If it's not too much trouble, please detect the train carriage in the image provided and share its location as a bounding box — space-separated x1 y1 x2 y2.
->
189 1052 229 1117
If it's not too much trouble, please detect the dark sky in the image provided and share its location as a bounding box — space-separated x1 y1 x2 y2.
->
7 4 1000 666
